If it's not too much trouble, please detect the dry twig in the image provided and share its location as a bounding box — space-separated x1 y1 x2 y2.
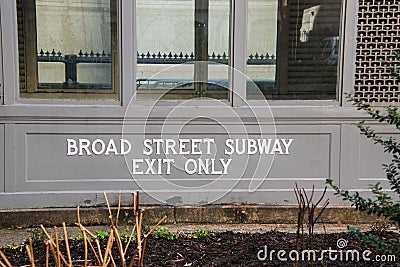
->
0 191 167 267
62 222 73 266
0 251 12 267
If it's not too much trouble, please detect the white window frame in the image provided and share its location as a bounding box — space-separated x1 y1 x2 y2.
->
0 0 135 107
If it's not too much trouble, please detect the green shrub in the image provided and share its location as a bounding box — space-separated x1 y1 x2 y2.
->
349 226 399 256
326 95 400 257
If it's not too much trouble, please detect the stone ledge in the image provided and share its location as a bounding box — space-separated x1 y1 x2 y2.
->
173 206 379 225
0 206 380 229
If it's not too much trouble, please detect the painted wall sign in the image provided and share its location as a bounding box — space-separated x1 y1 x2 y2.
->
66 138 294 176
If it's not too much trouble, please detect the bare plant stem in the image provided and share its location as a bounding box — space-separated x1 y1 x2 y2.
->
293 184 330 267
114 227 127 267
127 250 139 267
53 227 61 267
27 238 35 267
109 250 117 267
0 251 12 267
86 235 102 266
45 241 49 267
83 230 88 267
124 225 137 255
25 245 34 267
104 192 115 227
294 183 306 267
77 206 89 267
116 191 122 227
62 222 73 266
102 229 115 267
145 216 168 237
75 223 104 263
48 241 59 267
139 237 147 267
40 225 69 266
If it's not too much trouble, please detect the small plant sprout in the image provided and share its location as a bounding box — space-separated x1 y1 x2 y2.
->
93 230 109 240
370 220 391 232
72 230 84 241
2 244 22 250
153 227 179 240
188 228 216 238
118 226 136 243
26 228 45 243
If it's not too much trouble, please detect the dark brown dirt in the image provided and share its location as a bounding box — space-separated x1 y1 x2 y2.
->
1 231 399 267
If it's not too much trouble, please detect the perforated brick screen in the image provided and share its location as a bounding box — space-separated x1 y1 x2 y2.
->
355 0 400 103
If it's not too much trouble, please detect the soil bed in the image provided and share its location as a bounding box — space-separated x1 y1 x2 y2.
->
1 231 399 266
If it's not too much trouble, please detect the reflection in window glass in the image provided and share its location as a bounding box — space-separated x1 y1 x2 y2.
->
136 0 230 101
17 0 118 100
248 0 341 100
247 0 278 99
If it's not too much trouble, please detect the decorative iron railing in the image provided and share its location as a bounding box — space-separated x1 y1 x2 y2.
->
36 49 276 88
137 51 276 65
37 49 112 89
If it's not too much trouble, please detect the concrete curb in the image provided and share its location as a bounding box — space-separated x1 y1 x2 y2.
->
0 206 380 229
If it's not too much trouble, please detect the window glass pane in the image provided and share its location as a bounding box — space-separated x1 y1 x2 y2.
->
247 0 278 99
247 0 341 100
17 0 118 100
136 0 230 101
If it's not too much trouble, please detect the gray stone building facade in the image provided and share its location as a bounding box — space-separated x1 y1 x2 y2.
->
0 0 397 208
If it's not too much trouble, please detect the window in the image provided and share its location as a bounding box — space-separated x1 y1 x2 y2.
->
15 0 343 104
134 0 342 102
136 0 230 101
248 0 342 100
17 0 118 100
